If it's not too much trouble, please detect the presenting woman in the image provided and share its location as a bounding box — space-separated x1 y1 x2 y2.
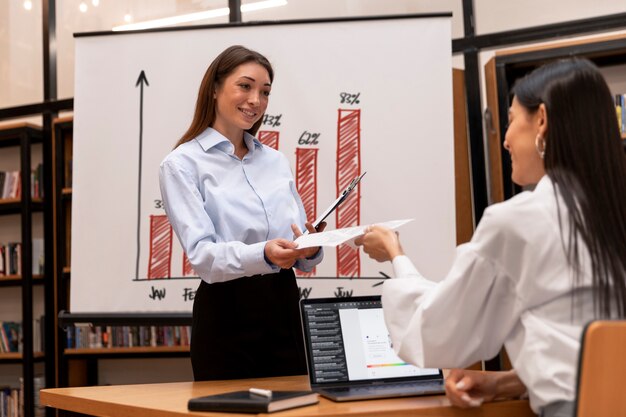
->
159 45 323 381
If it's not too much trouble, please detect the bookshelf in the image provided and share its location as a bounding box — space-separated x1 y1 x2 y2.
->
51 117 72 389
0 123 49 417
484 33 626 203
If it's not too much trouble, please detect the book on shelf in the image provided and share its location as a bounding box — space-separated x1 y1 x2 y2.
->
0 172 6 198
0 243 21 276
0 171 18 199
66 324 192 349
0 318 45 354
615 93 626 135
0 322 20 353
0 240 44 276
32 238 44 275
0 375 44 416
188 390 319 414
0 164 44 200
18 375 45 417
0 385 20 417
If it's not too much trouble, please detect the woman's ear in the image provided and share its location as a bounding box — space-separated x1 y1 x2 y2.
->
537 103 548 138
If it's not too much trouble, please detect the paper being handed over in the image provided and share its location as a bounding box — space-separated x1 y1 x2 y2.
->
295 219 414 249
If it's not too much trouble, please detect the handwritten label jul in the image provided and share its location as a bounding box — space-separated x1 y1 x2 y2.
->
334 287 353 298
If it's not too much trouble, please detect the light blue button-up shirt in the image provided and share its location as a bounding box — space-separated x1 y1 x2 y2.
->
159 127 323 284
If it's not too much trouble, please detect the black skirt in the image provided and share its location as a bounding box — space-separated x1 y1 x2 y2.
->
190 268 307 381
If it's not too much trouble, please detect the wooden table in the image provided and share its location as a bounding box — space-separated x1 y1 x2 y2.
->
41 375 536 417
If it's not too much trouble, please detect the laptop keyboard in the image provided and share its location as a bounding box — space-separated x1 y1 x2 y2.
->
325 381 444 396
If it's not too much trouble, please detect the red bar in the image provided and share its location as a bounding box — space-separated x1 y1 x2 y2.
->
257 131 280 150
147 215 173 279
182 253 195 276
295 148 319 277
336 109 361 277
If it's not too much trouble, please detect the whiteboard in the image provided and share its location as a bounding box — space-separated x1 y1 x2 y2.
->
71 15 456 313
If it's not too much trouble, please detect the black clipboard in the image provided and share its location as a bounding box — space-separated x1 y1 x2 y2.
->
304 172 366 234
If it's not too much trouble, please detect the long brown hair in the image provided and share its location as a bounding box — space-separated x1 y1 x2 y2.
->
175 45 274 148
512 58 626 318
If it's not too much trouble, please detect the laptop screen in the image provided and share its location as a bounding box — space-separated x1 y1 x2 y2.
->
301 296 441 385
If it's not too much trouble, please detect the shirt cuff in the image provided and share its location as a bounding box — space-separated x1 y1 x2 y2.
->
295 248 324 272
391 255 423 278
243 241 279 275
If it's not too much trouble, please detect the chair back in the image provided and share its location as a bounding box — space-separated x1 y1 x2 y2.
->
575 320 626 417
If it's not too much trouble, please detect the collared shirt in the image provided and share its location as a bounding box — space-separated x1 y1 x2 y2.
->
159 127 322 284
382 175 599 414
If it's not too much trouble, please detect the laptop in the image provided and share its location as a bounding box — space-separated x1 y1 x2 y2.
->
300 296 445 402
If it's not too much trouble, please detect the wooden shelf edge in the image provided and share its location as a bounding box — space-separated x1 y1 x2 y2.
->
64 346 190 355
53 116 74 125
0 197 44 205
0 122 42 131
0 274 45 281
0 352 45 360
61 188 72 195
495 32 626 57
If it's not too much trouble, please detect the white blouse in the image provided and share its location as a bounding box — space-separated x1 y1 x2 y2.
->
382 175 597 413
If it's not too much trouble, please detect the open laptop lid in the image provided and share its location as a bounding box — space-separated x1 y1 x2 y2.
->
300 296 443 388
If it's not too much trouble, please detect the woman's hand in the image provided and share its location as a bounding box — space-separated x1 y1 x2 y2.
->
265 222 326 269
445 369 498 408
354 225 404 262
291 222 326 259
445 369 526 408
264 239 301 269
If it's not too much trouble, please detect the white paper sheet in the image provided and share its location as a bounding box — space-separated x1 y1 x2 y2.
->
295 219 414 249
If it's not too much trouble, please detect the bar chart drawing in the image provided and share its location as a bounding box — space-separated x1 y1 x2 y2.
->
147 215 173 279
257 131 280 150
69 16 456 313
336 109 362 277
295 147 319 277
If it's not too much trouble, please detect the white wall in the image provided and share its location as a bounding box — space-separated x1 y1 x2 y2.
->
0 1 42 108
474 0 626 35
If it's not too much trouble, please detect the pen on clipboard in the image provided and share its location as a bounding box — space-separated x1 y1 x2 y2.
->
303 172 367 235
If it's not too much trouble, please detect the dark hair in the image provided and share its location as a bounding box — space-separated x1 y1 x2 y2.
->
512 58 626 318
175 45 274 148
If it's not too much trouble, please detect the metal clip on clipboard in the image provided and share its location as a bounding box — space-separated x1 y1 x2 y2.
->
303 172 367 235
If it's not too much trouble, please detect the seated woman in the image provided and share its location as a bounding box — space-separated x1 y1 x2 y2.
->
355 58 626 417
